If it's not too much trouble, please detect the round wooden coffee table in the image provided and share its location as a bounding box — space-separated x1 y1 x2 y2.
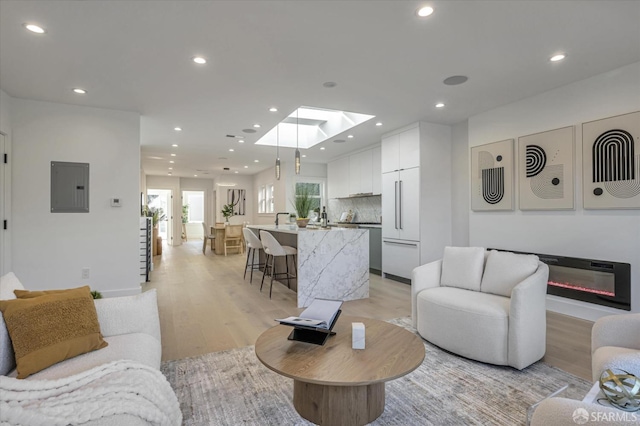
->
255 316 425 426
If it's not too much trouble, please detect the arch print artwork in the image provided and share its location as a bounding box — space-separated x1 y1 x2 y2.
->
471 139 514 211
518 126 574 210
582 111 640 209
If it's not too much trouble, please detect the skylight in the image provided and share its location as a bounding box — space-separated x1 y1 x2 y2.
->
255 106 375 149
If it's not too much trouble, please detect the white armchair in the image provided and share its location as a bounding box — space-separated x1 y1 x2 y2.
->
411 247 549 370
530 313 640 425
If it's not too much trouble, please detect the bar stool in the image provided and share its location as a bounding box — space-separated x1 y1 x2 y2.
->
242 228 264 284
259 230 297 298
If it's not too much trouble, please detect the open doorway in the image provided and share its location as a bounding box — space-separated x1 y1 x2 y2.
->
182 190 205 241
147 189 172 243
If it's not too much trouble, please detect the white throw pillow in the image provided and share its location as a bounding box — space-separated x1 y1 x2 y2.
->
481 250 539 297
0 272 24 300
440 246 486 291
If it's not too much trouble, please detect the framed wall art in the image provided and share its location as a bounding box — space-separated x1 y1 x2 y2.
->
582 111 640 209
227 188 246 215
471 139 514 211
518 126 574 210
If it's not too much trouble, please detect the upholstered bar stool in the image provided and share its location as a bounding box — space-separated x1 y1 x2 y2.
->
259 230 297 298
242 228 264 284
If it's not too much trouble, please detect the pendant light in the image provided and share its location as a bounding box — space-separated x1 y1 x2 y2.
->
295 109 301 174
275 124 281 180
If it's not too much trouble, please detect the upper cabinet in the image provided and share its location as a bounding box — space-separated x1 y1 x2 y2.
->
328 146 381 198
381 126 420 173
327 156 350 199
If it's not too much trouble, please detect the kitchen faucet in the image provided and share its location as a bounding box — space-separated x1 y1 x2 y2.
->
275 212 290 226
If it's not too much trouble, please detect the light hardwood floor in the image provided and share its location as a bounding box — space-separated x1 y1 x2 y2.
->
144 240 593 380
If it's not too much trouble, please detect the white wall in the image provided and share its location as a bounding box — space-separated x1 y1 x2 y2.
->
451 121 469 247
0 90 12 274
467 62 640 320
214 175 254 224
11 98 141 296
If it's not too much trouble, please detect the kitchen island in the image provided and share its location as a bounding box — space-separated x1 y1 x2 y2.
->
247 225 369 308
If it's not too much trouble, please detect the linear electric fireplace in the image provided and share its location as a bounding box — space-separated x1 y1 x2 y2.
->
493 250 631 311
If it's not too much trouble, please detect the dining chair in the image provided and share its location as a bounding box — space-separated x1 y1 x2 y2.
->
242 228 263 284
201 222 215 254
259 230 297 298
223 224 244 256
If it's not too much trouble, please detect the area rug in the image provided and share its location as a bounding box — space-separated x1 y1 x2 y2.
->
161 317 591 425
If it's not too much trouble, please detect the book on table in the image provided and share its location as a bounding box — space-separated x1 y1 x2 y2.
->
276 298 343 345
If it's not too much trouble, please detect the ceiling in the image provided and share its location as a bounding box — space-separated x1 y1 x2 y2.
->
1 1 639 180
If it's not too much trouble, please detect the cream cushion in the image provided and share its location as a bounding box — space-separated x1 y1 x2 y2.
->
0 272 24 376
0 272 24 300
440 246 485 291
481 250 539 297
416 286 510 365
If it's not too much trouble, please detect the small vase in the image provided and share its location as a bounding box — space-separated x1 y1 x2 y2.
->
296 218 310 228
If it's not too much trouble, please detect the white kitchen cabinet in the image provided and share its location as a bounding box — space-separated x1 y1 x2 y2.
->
380 121 452 281
381 167 419 241
328 156 350 199
382 239 420 280
372 147 381 194
381 126 420 173
349 153 361 195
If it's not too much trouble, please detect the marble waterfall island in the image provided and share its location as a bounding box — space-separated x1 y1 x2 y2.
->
248 225 369 308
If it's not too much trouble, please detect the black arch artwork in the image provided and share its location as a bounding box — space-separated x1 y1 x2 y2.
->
481 167 505 204
525 145 547 178
592 129 635 183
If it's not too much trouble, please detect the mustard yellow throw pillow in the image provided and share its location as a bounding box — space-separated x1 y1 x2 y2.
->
0 286 107 379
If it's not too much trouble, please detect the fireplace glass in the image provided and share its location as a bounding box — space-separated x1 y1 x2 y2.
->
548 265 615 297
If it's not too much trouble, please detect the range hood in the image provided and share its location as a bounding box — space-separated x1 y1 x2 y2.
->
335 192 380 199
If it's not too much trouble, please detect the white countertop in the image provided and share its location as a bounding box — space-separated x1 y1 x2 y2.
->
248 224 361 235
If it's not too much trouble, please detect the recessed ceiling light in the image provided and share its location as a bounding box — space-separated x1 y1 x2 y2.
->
443 75 469 86
375 122 383 126
302 154 307 158
347 135 354 139
550 54 566 62
253 124 261 128
24 24 45 34
435 103 445 108
168 172 172 175
193 56 207 64
238 140 244 144
194 175 197 177
234 171 239 174
72 88 87 95
254 160 259 163
269 107 278 112
174 127 182 131
229 148 234 152
320 147 326 150
169 160 175 164
244 165 249 168
171 144 178 147
416 6 434 17
170 153 176 157
323 82 337 88
169 167 173 170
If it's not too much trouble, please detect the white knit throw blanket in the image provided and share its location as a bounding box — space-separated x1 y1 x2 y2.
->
0 360 182 426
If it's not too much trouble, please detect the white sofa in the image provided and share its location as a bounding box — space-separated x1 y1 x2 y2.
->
530 313 640 425
411 247 549 370
0 272 175 425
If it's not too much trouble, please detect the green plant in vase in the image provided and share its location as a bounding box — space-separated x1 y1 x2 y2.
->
221 203 234 224
181 204 189 224
291 184 314 228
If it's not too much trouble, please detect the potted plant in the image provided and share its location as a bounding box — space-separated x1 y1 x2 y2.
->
221 203 234 225
291 184 314 228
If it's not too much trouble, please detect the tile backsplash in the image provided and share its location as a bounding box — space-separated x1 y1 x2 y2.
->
327 195 382 223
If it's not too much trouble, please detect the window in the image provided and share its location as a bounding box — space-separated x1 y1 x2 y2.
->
258 184 275 214
258 185 266 213
295 181 323 217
